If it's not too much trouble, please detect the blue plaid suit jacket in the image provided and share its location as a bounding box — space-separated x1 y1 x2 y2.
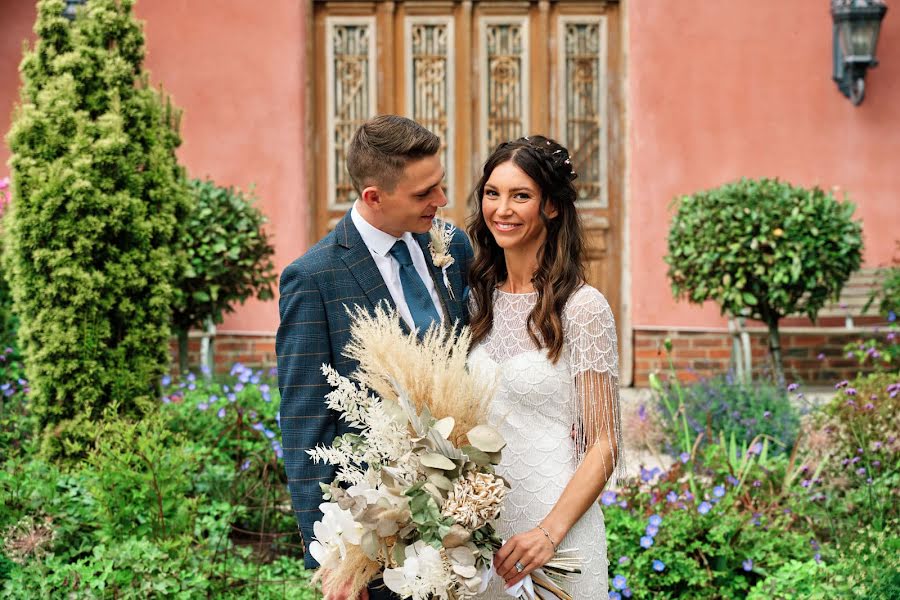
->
276 210 473 568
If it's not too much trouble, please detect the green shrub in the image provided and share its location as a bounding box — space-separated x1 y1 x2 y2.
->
793 371 900 538
748 523 900 599
605 445 813 599
666 178 863 383
655 374 800 457
172 178 277 372
4 0 191 461
0 367 311 596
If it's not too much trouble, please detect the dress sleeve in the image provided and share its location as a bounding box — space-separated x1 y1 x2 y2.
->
566 287 625 485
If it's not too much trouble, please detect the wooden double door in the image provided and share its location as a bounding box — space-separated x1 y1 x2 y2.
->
311 0 625 331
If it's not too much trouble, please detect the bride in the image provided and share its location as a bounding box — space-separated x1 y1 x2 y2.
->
466 135 624 599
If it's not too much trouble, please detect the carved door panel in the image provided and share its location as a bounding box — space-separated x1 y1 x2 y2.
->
312 0 623 338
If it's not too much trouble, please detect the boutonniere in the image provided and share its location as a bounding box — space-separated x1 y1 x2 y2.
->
428 216 456 300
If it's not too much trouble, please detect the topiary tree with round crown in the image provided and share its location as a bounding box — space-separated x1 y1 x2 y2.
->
665 178 863 385
3 0 190 459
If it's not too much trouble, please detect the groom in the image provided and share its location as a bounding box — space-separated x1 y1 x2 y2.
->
276 115 473 599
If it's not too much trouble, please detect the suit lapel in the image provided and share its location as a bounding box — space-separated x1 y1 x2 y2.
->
414 233 460 325
337 211 398 314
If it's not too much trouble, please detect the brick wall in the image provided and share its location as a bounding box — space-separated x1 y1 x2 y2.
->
633 328 877 386
170 334 277 375
170 329 879 387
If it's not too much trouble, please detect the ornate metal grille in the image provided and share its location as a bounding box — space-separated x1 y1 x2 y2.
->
327 20 376 209
408 20 454 204
483 20 528 155
560 18 607 207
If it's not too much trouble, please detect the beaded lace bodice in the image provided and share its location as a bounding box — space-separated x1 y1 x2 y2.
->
469 285 621 599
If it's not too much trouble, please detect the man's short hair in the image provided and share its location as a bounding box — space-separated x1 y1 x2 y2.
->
346 115 441 194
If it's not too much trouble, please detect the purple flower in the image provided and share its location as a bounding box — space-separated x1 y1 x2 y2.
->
752 480 761 488
187 372 196 382
234 382 245 392
259 384 270 394
801 479 810 488
763 410 771 418
601 491 617 506
684 492 694 502
713 485 726 498
268 367 278 376
641 467 660 482
264 428 276 439
161 375 172 387
645 524 659 537
845 388 857 396
251 422 265 432
817 352 826 361
873 460 881 467
250 375 261 385
201 364 211 375
814 553 822 563
742 559 753 572
276 411 281 428
666 491 678 503
680 452 690 464
652 559 666 572
618 556 630 565
649 514 663 527
638 404 647 422
640 536 654 549
698 502 712 515
609 593 622 600
240 460 251 471
623 589 632 599
162 396 171 404
217 407 226 419
618 500 628 509
612 575 627 590
223 384 230 393
748 442 762 455
197 402 209 411
856 467 866 475
273 442 283 459
889 310 897 322
835 380 849 390
227 393 237 402
726 475 739 486
864 403 875 410
188 383 197 391
209 394 219 403
787 382 799 392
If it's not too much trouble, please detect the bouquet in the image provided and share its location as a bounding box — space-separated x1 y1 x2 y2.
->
308 307 580 599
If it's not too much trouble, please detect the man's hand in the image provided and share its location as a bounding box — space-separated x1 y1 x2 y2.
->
320 570 370 600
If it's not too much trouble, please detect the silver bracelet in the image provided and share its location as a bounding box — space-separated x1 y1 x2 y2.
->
536 524 558 550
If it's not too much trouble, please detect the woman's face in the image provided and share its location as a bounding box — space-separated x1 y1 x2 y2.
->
481 160 556 256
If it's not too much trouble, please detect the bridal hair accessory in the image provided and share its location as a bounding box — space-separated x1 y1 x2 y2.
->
428 214 456 299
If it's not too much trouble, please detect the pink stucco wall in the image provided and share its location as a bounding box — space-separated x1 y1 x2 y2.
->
136 1 308 333
628 1 900 329
0 1 308 335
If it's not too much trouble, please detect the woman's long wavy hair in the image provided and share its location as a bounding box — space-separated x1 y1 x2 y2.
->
466 136 585 363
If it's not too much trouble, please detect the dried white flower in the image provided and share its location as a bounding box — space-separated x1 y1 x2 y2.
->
441 471 508 530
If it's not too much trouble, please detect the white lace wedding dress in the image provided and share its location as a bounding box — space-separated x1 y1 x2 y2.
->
469 286 624 600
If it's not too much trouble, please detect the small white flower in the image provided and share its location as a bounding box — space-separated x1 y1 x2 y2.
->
383 541 453 600
308 502 366 570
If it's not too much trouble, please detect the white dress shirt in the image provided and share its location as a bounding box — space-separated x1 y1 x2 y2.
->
351 203 445 330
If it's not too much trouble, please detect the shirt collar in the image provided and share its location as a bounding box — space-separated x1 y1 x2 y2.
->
351 201 414 258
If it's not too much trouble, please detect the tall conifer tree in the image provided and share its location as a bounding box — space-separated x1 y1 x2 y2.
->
4 0 189 458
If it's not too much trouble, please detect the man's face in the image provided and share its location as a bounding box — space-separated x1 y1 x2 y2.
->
367 154 447 237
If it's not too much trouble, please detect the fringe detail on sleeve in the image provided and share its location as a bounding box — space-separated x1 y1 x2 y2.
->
573 370 626 487
565 285 625 487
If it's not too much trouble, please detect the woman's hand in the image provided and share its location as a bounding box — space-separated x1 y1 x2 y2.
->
320 570 370 600
493 528 556 589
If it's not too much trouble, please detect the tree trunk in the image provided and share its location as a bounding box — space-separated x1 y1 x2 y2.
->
766 320 785 387
177 328 189 375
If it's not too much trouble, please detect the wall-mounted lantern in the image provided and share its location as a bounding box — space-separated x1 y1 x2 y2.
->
831 0 888 105
63 0 86 21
